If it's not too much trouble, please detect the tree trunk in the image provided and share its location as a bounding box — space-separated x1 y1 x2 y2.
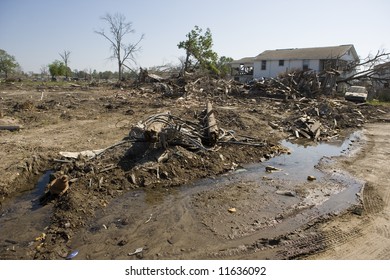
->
184 50 190 73
118 61 122 81
205 101 218 146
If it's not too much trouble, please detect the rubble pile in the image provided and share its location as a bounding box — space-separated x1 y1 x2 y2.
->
133 69 342 103
131 70 387 142
134 69 241 99
249 70 337 99
129 101 267 150
276 98 376 140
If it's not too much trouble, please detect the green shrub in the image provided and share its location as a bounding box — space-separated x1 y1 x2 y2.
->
377 88 390 102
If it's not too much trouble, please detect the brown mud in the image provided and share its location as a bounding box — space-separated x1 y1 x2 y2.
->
0 83 389 260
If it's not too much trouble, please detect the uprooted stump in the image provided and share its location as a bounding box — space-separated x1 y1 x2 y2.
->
129 102 222 150
39 175 70 205
204 101 219 146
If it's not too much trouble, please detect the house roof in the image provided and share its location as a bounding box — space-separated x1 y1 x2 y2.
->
375 61 390 70
254 45 359 61
230 56 256 65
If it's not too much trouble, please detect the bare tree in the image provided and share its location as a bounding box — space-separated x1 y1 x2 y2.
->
95 13 144 81
59 50 71 66
40 64 48 78
336 50 390 85
59 50 71 78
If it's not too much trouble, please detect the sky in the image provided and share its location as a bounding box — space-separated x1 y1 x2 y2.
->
0 0 389 74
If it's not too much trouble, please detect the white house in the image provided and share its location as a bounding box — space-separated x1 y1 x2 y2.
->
231 45 359 81
373 61 390 88
230 56 256 82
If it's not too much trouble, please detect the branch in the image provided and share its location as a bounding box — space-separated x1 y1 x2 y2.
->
95 29 117 50
59 50 71 66
121 33 145 64
334 49 390 84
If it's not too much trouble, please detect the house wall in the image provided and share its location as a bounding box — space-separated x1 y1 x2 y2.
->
340 51 356 62
253 59 321 79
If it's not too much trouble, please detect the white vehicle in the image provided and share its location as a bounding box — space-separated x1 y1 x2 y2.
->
345 86 368 102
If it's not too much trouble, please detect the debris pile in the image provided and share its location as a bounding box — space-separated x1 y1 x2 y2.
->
132 68 342 103
249 70 338 99
135 71 241 99
129 101 267 150
123 71 387 143
277 98 373 140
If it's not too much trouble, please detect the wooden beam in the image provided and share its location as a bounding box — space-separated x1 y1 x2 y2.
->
206 101 218 146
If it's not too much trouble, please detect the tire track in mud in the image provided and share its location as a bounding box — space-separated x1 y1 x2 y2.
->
185 223 365 260
309 121 390 259
375 224 390 240
196 122 390 260
363 182 385 215
276 225 363 259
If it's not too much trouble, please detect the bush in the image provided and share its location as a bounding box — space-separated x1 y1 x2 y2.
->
377 88 390 102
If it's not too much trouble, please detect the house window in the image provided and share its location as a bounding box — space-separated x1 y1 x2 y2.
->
302 59 309 71
261 60 266 70
279 60 284 66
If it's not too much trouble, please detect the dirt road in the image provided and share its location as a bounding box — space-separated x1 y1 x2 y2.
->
309 120 390 259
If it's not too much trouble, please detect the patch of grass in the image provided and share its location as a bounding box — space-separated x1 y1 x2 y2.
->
367 99 390 106
376 89 390 102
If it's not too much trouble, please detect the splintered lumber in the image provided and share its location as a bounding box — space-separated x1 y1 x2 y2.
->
297 129 311 139
308 121 321 135
205 101 219 146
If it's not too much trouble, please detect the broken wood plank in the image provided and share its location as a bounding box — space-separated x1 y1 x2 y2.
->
308 121 321 135
298 129 311 139
0 125 21 131
314 128 321 141
268 121 279 129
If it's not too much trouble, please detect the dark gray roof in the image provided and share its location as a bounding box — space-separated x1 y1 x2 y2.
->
255 45 358 61
375 61 390 69
230 56 256 65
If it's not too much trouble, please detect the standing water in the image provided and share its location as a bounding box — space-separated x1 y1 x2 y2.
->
0 132 364 259
0 170 53 259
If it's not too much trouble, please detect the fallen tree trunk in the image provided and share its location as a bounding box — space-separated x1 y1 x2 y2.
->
205 101 219 146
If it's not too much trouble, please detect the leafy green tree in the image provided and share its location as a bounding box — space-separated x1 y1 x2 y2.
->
59 50 71 78
92 69 99 79
99 71 114 80
178 26 219 75
216 56 233 77
48 60 70 79
0 49 20 78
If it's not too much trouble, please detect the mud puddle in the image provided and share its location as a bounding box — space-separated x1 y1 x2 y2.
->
0 132 364 259
0 171 53 259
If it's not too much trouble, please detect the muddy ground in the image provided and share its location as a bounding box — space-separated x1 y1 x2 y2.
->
0 80 389 260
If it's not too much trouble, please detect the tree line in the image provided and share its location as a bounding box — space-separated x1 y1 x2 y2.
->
1 13 233 81
1 12 389 86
